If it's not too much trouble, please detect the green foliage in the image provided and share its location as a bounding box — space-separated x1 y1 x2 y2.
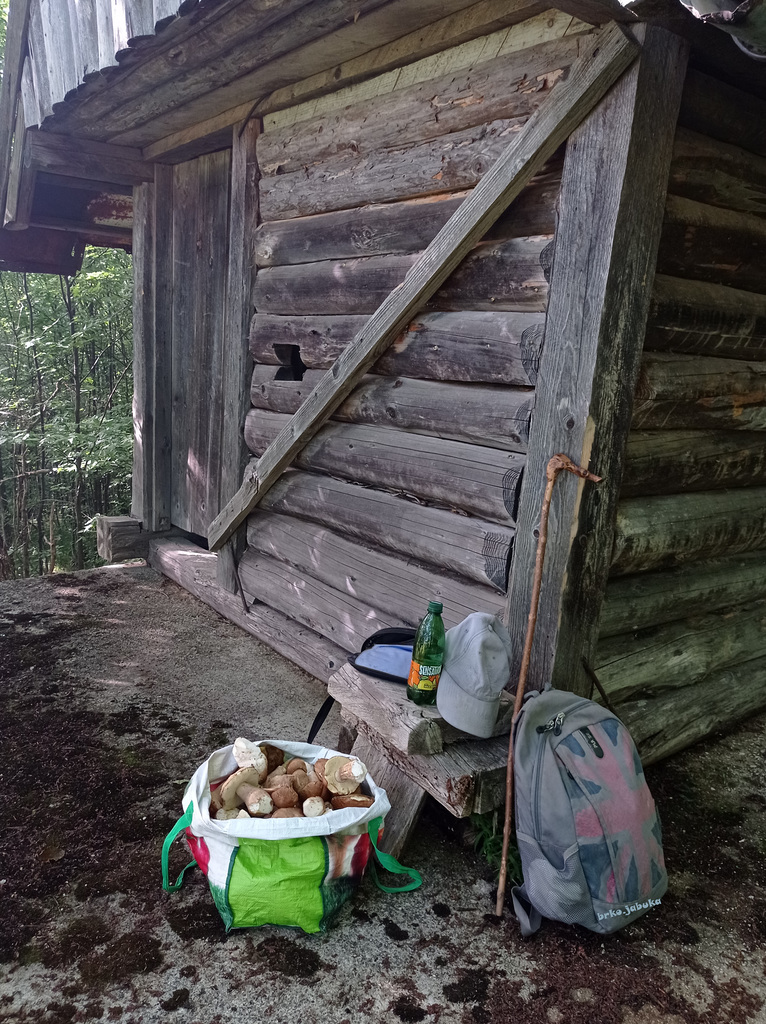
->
468 809 523 884
0 248 134 576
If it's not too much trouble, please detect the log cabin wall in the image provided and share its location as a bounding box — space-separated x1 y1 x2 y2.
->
594 71 766 764
240 9 595 658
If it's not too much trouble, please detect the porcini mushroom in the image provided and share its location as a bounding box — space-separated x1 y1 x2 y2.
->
324 756 368 795
239 786 273 817
285 758 307 775
261 744 285 775
303 796 326 817
231 738 268 780
330 793 374 810
218 766 265 810
271 807 304 818
269 784 299 809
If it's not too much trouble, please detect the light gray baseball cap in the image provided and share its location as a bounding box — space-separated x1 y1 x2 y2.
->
436 613 513 738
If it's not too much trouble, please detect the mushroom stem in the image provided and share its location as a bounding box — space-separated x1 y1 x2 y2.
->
237 784 273 817
337 759 366 784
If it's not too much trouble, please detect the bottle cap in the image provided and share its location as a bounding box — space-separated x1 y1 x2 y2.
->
427 601 443 614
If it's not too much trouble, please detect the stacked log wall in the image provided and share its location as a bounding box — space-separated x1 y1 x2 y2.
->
594 72 766 762
241 10 594 653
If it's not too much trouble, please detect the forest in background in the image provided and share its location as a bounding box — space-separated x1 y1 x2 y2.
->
0 250 135 577
0 1 135 579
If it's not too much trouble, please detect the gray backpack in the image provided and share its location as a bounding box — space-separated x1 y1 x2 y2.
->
511 688 667 936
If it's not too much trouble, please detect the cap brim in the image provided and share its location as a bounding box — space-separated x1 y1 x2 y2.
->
436 672 499 739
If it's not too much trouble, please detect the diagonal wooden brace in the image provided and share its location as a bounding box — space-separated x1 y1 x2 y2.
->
207 22 639 552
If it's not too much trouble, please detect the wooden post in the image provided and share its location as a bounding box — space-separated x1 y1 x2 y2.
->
131 166 172 532
504 25 690 696
208 23 639 552
217 116 260 592
0 0 32 218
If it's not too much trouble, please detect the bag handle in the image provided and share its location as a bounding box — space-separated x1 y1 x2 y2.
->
161 805 197 892
367 816 422 892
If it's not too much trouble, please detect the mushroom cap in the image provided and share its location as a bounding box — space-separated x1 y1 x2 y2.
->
324 756 368 795
294 771 324 800
285 758 307 775
303 796 327 817
313 758 328 785
269 784 299 809
261 744 285 775
271 807 304 818
219 765 264 809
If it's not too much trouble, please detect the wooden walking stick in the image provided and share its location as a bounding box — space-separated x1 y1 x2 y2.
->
495 453 602 918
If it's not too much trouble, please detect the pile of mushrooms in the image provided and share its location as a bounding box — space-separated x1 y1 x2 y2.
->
209 737 374 821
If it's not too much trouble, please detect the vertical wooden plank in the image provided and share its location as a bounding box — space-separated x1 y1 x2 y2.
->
70 0 100 80
170 159 197 533
0 0 32 214
131 180 154 524
217 118 260 591
95 0 116 72
505 26 690 696
27 2 52 122
19 60 40 129
4 108 34 228
152 164 174 532
131 167 172 532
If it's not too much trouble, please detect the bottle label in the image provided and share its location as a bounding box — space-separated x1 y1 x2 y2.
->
408 661 441 691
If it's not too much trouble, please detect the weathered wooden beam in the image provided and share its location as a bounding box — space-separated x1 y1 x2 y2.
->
668 127 766 218
594 598 766 703
253 237 551 315
505 25 689 696
107 0 519 148
255 0 557 121
617 653 766 766
0 0 32 216
599 550 766 637
646 275 766 362
256 34 586 177
253 167 561 267
217 118 260 593
4 107 35 229
26 130 155 186
245 412 525 522
657 194 766 295
256 470 515 591
0 224 84 275
679 69 766 160
251 311 545 386
622 431 766 496
249 368 534 453
611 488 766 577
131 167 172 531
96 515 150 562
245 511 506 627
631 352 766 431
149 536 346 684
237 547 410 653
208 24 639 551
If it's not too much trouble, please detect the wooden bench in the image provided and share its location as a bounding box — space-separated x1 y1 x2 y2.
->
328 663 511 858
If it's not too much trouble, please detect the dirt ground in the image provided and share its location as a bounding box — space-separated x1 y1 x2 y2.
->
1 565 765 1024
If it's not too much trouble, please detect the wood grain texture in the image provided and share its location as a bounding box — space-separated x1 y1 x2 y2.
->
329 662 512 755
668 127 766 218
657 194 766 296
253 167 561 267
599 550 766 637
105 0 508 148
250 311 546 386
0 0 32 212
611 488 766 576
252 237 551 316
679 70 766 160
617 653 766 766
249 369 534 453
346 714 509 816
594 599 766 704
209 24 638 551
96 515 149 562
149 536 346 683
622 431 766 496
348 732 427 858
256 33 585 176
238 547 410 652
631 352 766 431
170 151 231 536
256 470 515 591
255 0 555 122
646 274 766 362
245 511 506 626
505 26 689 696
245 411 526 522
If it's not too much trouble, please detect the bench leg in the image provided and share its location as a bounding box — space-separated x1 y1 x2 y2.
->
352 733 427 861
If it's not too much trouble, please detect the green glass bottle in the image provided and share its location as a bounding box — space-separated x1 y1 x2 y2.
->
406 601 446 706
